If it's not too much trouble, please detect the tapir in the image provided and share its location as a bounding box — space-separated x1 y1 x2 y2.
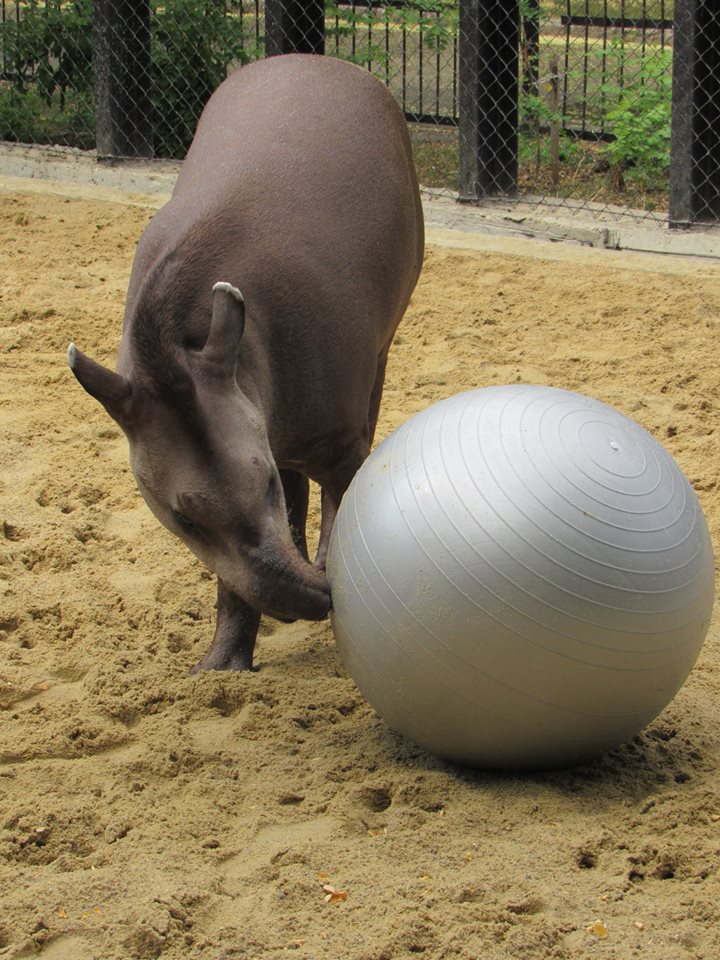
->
68 54 424 672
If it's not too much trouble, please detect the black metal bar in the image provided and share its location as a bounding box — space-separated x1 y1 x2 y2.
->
581 0 590 136
600 0 609 136
640 0 647 57
452 32 458 119
458 0 519 200
669 0 720 226
418 8 424 117
402 11 407 113
435 10 441 117
524 123 615 144
406 112 458 127
93 0 153 159
560 15 674 30
660 0 667 51
265 0 324 56
521 0 540 98
351 0 357 60
367 0 372 70
618 8 626 97
562 0 571 126
337 0 447 7
1 1 6 81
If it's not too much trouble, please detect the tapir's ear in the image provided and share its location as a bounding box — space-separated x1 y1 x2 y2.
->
67 343 133 427
202 282 245 373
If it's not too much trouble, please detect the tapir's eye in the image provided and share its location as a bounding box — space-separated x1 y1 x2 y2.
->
172 509 196 531
171 506 209 542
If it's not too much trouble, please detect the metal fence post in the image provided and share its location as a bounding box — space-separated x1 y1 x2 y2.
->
521 0 540 98
93 0 153 159
458 0 520 202
265 0 325 57
669 0 720 227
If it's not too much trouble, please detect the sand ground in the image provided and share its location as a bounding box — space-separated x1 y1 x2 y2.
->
1 178 720 960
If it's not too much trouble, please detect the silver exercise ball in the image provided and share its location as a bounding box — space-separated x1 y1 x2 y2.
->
327 385 715 770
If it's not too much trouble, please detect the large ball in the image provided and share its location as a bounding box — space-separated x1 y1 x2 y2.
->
327 385 715 770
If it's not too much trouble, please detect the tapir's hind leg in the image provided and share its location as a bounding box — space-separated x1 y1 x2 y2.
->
366 346 390 449
280 470 310 561
191 579 260 672
315 347 390 570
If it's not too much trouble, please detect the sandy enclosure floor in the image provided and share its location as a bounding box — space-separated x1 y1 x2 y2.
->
1 181 720 960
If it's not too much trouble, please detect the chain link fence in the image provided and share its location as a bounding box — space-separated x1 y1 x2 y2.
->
1 1 719 225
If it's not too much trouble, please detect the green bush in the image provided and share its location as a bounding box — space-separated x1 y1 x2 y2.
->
2 0 92 104
150 1 260 158
0 87 45 143
602 49 672 187
0 0 260 156
0 84 94 147
0 0 93 146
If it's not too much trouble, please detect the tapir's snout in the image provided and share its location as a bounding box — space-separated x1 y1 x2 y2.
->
226 541 331 625
259 558 332 623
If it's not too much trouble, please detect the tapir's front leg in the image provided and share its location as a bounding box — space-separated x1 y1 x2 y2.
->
316 488 339 571
191 579 260 672
281 469 310 561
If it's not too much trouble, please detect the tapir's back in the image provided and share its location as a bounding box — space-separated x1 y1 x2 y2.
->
175 54 418 225
170 54 423 336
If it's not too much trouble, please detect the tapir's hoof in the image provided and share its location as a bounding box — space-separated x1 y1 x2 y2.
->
190 651 256 673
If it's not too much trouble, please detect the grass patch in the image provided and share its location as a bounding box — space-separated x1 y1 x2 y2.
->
411 128 670 214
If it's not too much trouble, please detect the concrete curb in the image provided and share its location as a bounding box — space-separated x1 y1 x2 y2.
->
2 142 719 262
421 191 720 260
